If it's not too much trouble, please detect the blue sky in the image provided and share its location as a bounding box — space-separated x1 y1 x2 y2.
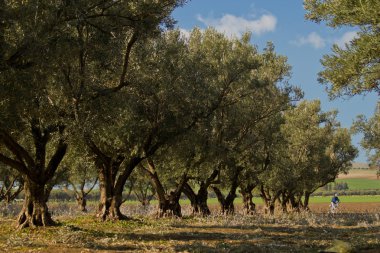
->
172 0 378 162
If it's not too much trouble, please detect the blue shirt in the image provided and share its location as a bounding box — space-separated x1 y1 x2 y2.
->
331 196 340 204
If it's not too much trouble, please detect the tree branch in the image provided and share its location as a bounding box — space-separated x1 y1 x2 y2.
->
0 128 35 169
44 139 68 183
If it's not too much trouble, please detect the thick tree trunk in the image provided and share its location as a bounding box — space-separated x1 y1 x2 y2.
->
144 159 187 217
98 193 126 220
260 186 280 215
212 167 240 215
289 193 302 212
17 179 54 229
302 191 311 211
97 163 128 221
279 191 290 213
196 183 211 216
76 193 87 212
212 186 235 215
183 182 210 216
0 123 67 229
241 189 255 215
157 191 182 217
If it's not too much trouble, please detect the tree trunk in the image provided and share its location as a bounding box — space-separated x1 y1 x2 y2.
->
0 124 67 229
260 186 280 215
76 192 87 212
279 191 290 213
289 193 302 212
240 184 256 215
212 167 241 215
302 191 311 211
241 189 255 215
157 191 182 217
17 179 54 229
144 159 187 217
212 186 235 215
183 182 210 216
0 176 23 204
97 160 128 221
196 183 211 216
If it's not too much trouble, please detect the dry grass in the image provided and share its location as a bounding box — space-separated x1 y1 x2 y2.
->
1 203 380 252
338 169 378 180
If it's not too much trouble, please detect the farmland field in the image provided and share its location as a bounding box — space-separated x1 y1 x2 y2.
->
335 178 380 190
338 169 378 180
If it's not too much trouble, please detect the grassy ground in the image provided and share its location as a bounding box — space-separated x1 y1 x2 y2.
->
1 200 380 252
335 178 380 190
0 212 379 252
336 168 380 190
308 195 380 203
1 167 379 252
181 195 380 206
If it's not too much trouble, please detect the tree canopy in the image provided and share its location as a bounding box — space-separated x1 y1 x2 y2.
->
304 0 380 98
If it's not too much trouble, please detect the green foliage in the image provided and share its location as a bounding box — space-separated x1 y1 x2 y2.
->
353 103 380 170
258 99 357 209
304 0 380 97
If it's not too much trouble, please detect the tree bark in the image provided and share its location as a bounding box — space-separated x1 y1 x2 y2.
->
260 185 280 215
212 167 241 215
17 179 54 229
96 156 128 220
144 159 187 217
87 139 144 221
240 184 256 215
0 124 67 228
76 193 87 212
183 182 210 216
182 169 219 216
302 191 311 211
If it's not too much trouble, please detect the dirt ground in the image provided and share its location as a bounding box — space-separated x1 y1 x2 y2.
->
0 212 379 253
309 202 380 213
1 202 379 252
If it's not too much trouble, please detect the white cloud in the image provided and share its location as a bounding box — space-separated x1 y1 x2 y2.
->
291 32 326 49
179 28 191 39
196 13 277 37
334 31 358 48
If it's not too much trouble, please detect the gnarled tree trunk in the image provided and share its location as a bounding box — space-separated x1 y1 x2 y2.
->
96 155 131 221
260 185 280 215
144 159 187 217
212 167 241 215
88 139 143 221
17 178 54 229
69 178 98 213
0 124 67 228
183 182 210 216
76 194 87 212
240 183 256 215
182 169 219 216
301 191 311 211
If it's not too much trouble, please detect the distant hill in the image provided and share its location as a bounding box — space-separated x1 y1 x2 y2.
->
351 162 369 169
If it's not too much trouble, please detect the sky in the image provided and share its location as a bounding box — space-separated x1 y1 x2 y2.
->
172 0 379 163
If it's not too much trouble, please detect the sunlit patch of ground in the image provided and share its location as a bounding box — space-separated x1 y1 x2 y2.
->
0 210 379 252
338 169 379 180
309 202 380 213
